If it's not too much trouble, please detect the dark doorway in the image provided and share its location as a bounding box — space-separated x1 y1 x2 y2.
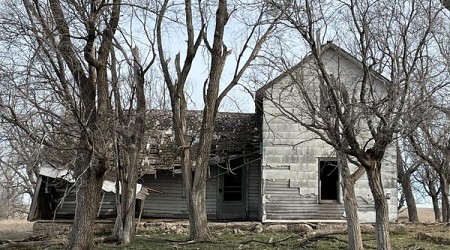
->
223 167 243 201
319 160 339 202
217 158 247 220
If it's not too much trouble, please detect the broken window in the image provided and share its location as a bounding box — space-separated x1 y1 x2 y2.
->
223 166 243 201
319 159 339 202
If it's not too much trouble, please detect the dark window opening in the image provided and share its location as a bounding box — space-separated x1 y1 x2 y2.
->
223 167 242 201
319 160 339 201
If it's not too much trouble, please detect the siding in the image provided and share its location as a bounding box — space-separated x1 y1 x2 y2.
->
247 156 261 220
142 169 217 219
264 179 345 220
259 47 398 222
52 182 116 219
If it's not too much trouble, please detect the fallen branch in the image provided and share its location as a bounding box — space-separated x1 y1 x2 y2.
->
297 232 376 249
0 240 50 249
240 234 296 245
94 236 118 244
177 240 196 245
417 232 450 245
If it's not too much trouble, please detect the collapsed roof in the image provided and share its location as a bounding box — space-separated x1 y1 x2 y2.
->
139 110 259 175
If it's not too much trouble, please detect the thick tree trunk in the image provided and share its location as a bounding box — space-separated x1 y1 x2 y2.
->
119 145 138 244
366 163 391 250
68 166 104 250
188 179 209 240
339 153 363 250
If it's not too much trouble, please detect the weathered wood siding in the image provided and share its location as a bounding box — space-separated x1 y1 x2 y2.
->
260 48 397 222
141 169 218 219
247 156 261 220
263 179 345 220
48 180 116 219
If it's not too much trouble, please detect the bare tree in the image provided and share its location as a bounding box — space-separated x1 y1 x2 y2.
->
155 0 278 240
0 0 124 248
264 0 445 249
413 163 442 221
396 142 420 222
409 108 450 222
109 40 155 243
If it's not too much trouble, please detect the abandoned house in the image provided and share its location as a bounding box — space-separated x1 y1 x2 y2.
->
28 43 398 223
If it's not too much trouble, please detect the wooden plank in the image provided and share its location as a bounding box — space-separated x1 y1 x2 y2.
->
27 176 43 221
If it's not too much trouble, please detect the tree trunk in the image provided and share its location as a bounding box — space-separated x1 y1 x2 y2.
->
366 163 391 250
119 145 139 244
188 177 209 240
399 176 418 223
396 146 418 223
68 166 104 250
428 182 441 222
439 174 450 222
339 152 363 250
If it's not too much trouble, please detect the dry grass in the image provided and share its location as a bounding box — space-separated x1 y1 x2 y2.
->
398 207 437 223
0 209 446 249
0 220 33 241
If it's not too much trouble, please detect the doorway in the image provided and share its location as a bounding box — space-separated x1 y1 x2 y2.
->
217 158 247 220
319 159 339 202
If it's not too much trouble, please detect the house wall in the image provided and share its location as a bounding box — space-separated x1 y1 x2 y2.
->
260 49 398 223
141 159 262 220
141 169 218 219
247 155 262 220
35 177 116 219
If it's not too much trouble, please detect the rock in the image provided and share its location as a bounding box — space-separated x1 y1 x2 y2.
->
288 223 313 233
360 224 375 233
253 223 263 234
264 224 288 232
233 228 244 234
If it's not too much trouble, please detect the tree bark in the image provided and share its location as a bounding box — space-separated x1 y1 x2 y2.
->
439 174 450 222
116 46 146 245
119 145 139 244
428 179 441 222
366 163 391 250
397 164 419 223
339 152 363 250
400 177 419 223
67 163 104 250
398 173 418 222
188 177 209 240
396 146 418 223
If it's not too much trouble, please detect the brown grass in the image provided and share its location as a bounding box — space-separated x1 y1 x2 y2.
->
398 207 437 223
0 220 33 241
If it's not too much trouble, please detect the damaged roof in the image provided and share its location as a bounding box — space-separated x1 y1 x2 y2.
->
139 110 259 174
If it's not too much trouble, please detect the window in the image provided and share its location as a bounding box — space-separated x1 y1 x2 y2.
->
319 159 339 202
223 167 243 201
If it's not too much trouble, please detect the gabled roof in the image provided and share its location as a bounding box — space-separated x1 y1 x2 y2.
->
255 42 390 100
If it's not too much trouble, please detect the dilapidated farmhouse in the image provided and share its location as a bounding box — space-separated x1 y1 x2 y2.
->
28 43 397 223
